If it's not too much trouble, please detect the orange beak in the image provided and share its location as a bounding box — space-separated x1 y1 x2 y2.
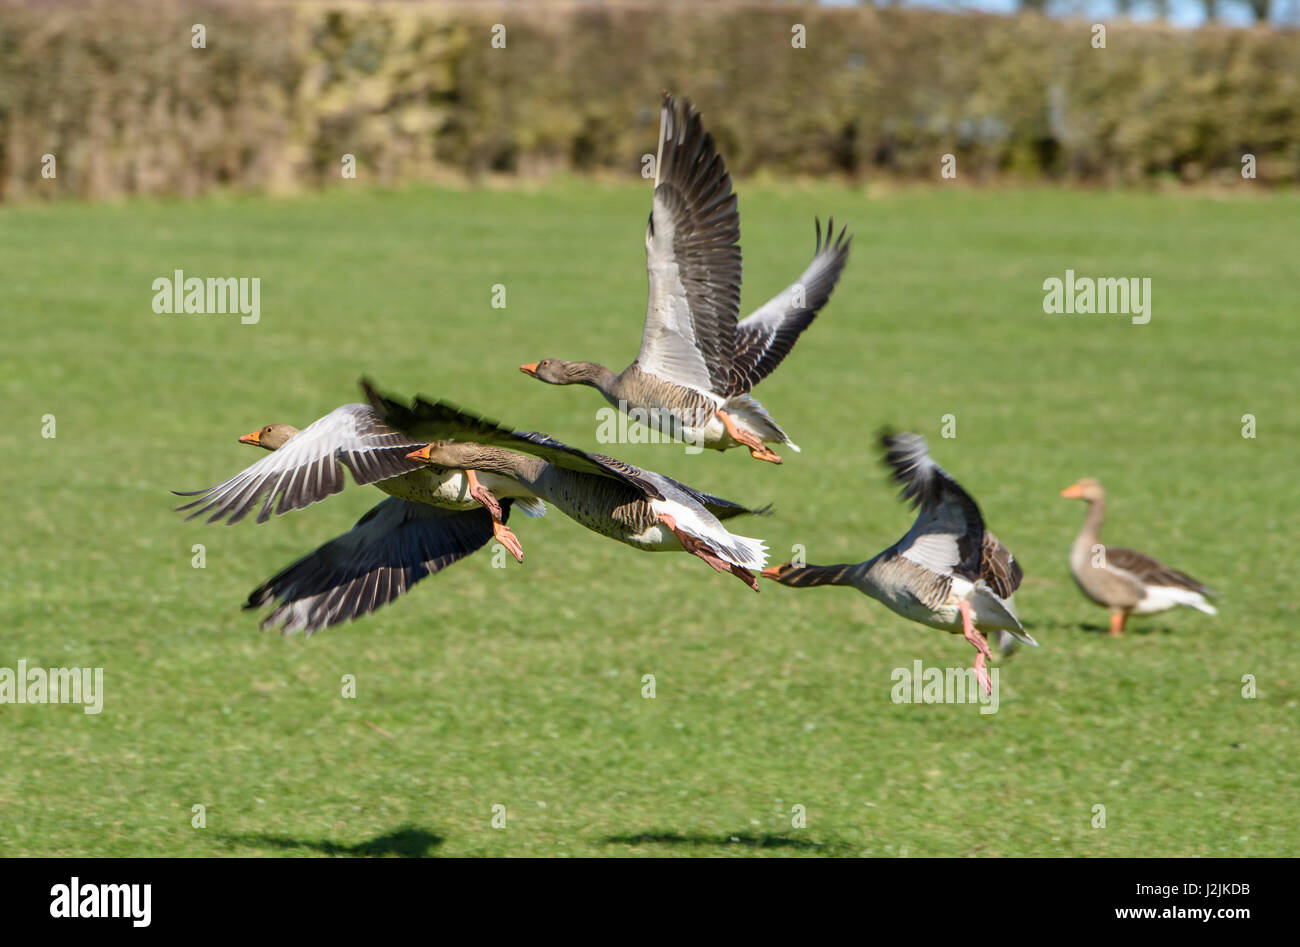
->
519 362 539 378
406 445 433 463
1060 483 1084 498
238 430 261 446
760 565 783 580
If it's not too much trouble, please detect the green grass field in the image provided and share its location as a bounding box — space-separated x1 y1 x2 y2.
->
1 180 1296 857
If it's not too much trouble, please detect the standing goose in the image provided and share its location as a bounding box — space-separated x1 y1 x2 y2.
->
173 402 544 634
761 433 1035 694
364 381 770 589
519 94 851 464
1061 478 1216 635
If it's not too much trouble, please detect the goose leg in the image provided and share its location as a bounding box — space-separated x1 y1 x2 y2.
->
1109 612 1126 637
467 470 523 562
959 600 992 696
716 409 782 465
492 520 524 563
658 513 759 591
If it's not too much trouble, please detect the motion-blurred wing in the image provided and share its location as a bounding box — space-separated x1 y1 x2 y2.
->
880 431 985 582
174 404 425 525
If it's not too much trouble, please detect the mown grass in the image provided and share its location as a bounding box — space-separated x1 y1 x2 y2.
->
0 180 1295 856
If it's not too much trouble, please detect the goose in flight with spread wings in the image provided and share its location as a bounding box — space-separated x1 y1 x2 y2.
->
518 94 851 465
761 432 1035 695
363 380 770 590
1061 478 1216 635
172 401 544 634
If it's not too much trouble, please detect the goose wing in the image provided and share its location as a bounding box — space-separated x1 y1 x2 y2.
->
245 497 503 634
364 381 770 521
634 94 741 395
363 380 668 499
980 530 1024 600
880 431 985 582
174 403 425 525
1105 547 1214 596
728 217 851 396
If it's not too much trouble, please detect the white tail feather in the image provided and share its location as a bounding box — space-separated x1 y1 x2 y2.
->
1137 585 1218 616
722 393 793 450
716 532 769 571
513 497 547 518
653 499 768 570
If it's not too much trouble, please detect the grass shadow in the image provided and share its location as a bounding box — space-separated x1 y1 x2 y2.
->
216 823 443 858
603 830 849 854
1078 622 1175 636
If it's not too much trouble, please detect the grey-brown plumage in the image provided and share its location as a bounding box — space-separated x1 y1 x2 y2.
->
363 380 762 523
981 531 1024 600
1103 547 1212 596
519 94 850 462
980 531 1025 654
364 380 771 586
764 433 1034 687
174 401 543 635
1062 478 1216 633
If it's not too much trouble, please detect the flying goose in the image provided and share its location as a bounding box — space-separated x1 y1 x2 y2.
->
519 94 851 464
762 433 1035 694
173 402 544 633
364 380 770 589
1061 478 1216 635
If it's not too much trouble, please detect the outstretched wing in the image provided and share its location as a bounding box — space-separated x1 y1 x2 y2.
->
880 431 985 582
174 403 425 525
728 217 851 396
245 497 505 635
634 94 741 395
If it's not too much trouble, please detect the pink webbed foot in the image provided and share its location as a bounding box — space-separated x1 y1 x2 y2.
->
493 520 524 563
959 599 993 696
658 513 759 591
466 469 503 522
716 409 783 465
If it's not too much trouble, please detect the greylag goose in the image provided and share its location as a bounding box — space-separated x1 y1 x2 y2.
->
173 402 544 633
519 94 851 464
363 380 770 590
1061 478 1216 635
761 433 1035 694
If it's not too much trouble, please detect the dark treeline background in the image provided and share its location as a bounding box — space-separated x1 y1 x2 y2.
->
2 0 1297 201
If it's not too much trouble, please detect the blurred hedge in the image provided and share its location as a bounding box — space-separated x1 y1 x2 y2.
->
2 0 1298 201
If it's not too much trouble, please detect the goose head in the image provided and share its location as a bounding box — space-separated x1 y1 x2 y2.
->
238 423 299 451
407 441 526 478
519 359 603 385
1060 477 1104 502
405 441 492 470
